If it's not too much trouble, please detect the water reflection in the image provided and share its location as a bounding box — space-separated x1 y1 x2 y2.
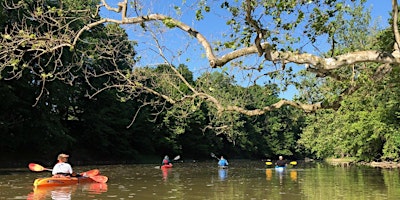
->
2 162 400 199
161 167 172 181
218 168 228 181
27 186 75 200
265 167 298 185
290 170 298 181
26 183 107 200
265 169 272 181
82 183 108 194
50 186 73 200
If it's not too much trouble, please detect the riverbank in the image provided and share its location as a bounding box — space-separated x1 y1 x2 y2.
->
360 161 400 169
325 157 400 169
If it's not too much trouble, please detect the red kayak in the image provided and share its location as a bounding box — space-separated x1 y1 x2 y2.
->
161 163 173 169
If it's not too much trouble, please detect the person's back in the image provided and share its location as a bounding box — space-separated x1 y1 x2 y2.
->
162 155 170 165
52 153 73 177
275 156 286 167
218 156 228 166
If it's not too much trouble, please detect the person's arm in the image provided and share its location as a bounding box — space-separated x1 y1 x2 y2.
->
67 164 73 174
52 164 58 175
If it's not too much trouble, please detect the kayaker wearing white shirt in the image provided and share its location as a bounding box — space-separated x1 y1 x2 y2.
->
52 153 75 177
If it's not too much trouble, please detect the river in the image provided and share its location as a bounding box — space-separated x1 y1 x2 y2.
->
0 160 399 199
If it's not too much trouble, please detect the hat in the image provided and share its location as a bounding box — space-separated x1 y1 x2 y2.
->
57 153 69 159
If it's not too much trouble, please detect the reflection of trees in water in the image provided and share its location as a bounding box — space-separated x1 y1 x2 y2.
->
300 163 400 199
380 169 400 196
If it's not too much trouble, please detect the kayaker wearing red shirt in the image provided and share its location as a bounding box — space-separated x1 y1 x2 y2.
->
52 153 75 177
162 155 170 166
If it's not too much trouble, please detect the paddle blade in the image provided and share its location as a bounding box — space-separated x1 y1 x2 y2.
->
210 153 216 158
82 169 100 177
265 161 273 166
28 163 51 172
90 175 108 183
290 161 297 165
173 155 180 161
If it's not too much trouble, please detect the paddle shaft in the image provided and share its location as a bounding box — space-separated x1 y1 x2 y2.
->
210 153 220 160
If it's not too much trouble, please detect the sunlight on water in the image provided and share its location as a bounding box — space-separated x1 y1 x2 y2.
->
0 161 399 199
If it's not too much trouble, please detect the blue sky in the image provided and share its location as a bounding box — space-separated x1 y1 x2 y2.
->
100 0 392 100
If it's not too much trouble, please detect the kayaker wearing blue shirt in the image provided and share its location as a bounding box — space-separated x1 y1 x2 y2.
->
275 156 287 167
218 156 229 167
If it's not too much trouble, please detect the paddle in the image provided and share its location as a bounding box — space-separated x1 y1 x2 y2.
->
89 175 108 183
28 163 52 172
81 169 100 177
265 159 273 166
173 155 180 161
210 153 220 160
265 160 297 166
156 155 180 169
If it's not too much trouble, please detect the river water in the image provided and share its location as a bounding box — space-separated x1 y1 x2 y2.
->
0 160 399 199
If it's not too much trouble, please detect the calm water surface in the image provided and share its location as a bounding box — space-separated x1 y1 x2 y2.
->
0 161 399 199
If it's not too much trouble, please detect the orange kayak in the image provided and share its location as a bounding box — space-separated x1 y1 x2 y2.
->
33 176 97 187
33 169 108 187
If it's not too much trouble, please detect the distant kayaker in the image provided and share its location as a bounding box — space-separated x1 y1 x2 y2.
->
218 156 229 167
275 156 287 167
52 153 76 177
162 155 170 166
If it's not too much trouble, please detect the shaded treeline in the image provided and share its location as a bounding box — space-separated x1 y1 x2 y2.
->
0 64 305 164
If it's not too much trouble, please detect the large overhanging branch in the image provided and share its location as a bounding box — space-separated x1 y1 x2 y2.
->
78 0 399 114
3 0 397 115
131 86 323 114
90 1 400 71
392 0 400 51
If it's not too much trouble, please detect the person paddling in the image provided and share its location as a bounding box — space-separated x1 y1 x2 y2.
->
275 155 287 167
218 156 229 167
52 153 78 177
162 155 171 166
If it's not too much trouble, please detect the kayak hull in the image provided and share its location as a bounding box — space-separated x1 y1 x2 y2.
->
33 176 97 187
161 163 173 169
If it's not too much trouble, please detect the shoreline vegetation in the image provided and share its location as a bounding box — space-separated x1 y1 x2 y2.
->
1 157 399 169
325 157 400 169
